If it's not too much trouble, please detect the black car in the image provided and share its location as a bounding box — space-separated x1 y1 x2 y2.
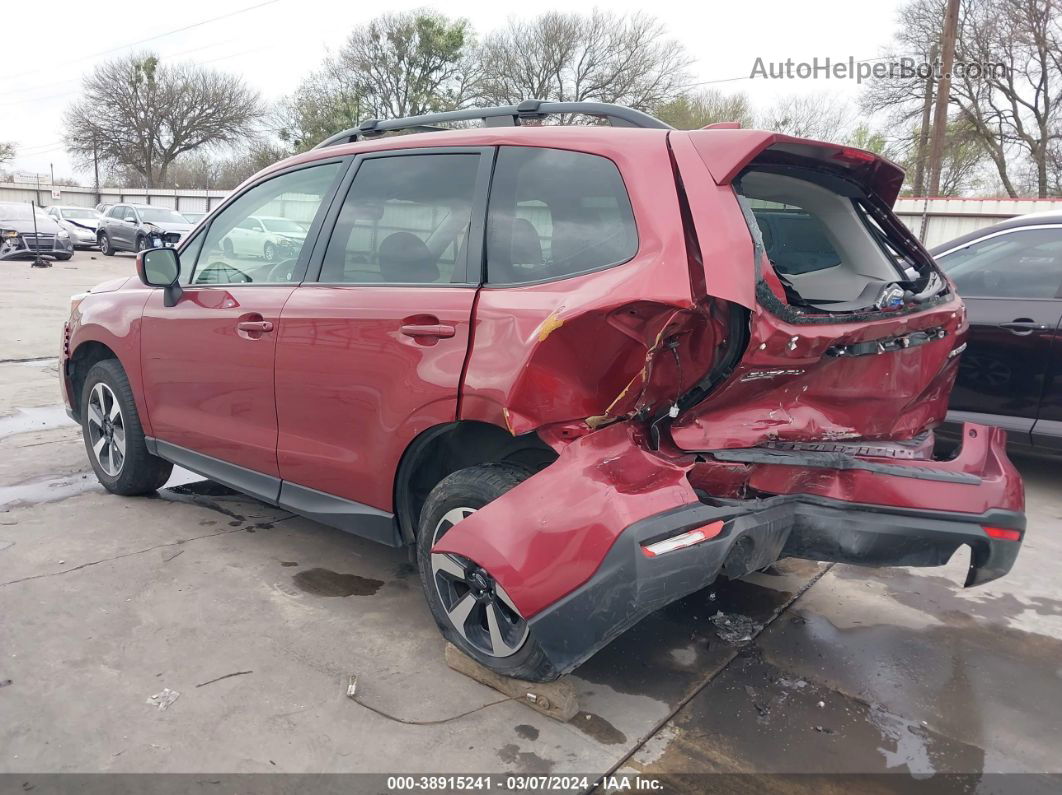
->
0 202 74 261
932 214 1062 454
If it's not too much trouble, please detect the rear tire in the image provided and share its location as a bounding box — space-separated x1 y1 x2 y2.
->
80 359 172 496
417 464 558 682
99 232 114 256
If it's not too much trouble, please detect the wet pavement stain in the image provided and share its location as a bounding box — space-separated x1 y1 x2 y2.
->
572 711 626 745
496 743 554 774
514 724 539 741
833 564 1062 623
0 473 101 509
636 647 987 778
574 562 820 708
292 568 384 597
0 406 77 439
280 561 298 568
758 607 1062 773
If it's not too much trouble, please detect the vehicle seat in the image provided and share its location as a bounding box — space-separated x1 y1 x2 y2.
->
488 217 543 282
378 231 438 283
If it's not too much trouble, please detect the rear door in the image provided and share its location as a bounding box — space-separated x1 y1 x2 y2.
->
140 160 345 497
273 148 491 525
936 225 1062 447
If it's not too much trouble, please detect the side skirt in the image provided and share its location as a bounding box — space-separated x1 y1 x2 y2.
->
147 437 401 547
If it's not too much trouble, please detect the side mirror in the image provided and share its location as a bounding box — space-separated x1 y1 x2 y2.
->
137 248 184 307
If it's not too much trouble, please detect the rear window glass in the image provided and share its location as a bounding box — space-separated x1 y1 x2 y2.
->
486 147 637 284
747 202 841 275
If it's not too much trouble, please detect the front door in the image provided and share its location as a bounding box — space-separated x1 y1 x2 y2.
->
937 225 1062 446
274 149 490 522
140 160 345 496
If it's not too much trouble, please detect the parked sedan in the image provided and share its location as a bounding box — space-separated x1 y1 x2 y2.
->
932 213 1062 454
46 205 101 249
220 215 309 262
0 202 73 261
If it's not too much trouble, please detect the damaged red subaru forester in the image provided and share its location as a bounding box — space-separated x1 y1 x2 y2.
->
61 101 1025 682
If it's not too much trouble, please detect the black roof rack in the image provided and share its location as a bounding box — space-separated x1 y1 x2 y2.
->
312 99 672 149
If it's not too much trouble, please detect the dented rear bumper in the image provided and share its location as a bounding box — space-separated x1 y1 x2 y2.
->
527 494 1023 675
433 420 1025 676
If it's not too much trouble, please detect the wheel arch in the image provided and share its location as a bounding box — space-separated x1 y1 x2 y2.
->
66 340 121 421
393 420 558 545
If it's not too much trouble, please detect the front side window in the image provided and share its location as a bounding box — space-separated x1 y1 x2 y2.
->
320 154 479 284
937 227 1062 299
486 147 637 285
190 162 342 285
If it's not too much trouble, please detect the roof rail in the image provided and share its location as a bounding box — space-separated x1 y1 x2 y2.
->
312 99 672 149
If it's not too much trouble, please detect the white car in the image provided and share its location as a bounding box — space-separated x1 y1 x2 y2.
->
221 215 309 262
45 205 102 248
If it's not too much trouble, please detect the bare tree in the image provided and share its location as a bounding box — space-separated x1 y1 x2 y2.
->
275 10 477 150
953 0 1062 197
338 10 477 120
65 54 263 189
653 89 755 129
478 11 691 112
863 0 1062 197
758 94 852 141
0 142 13 166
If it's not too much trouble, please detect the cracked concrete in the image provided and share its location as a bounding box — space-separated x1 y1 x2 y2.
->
2 251 1060 782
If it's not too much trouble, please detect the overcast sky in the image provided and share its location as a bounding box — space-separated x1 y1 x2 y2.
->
0 0 904 182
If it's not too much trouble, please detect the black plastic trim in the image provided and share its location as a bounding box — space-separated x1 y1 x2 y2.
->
277 481 401 547
528 493 1023 675
149 438 400 545
152 439 281 505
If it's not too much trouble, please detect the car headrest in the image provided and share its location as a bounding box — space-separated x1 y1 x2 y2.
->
378 231 438 283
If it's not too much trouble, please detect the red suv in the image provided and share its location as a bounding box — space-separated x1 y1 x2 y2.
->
61 101 1025 682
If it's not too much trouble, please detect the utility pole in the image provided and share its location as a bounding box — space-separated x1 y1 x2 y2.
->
927 0 961 197
913 44 939 198
92 135 101 206
49 162 54 186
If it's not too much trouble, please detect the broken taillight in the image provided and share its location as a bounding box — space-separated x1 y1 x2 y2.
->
983 526 1022 542
641 520 725 558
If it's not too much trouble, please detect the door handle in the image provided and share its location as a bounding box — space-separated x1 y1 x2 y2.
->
237 320 274 333
400 323 455 339
1000 319 1045 336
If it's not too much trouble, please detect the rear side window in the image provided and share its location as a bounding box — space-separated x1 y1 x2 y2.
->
320 154 479 284
748 203 841 275
486 147 637 284
938 227 1062 298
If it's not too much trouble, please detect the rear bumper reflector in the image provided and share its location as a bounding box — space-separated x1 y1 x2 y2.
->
642 520 724 558
983 525 1022 542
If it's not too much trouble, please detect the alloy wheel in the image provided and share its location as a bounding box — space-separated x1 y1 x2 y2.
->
430 507 529 658
86 382 126 477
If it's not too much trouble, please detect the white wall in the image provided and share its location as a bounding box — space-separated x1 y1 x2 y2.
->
895 197 1062 248
0 182 229 212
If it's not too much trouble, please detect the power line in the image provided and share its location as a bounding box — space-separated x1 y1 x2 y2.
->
0 38 243 99
0 0 284 80
685 55 894 89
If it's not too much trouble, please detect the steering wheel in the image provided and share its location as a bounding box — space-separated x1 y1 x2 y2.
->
265 258 299 282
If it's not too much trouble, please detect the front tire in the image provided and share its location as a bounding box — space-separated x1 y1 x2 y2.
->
80 359 172 495
98 232 114 256
264 241 277 262
417 464 557 682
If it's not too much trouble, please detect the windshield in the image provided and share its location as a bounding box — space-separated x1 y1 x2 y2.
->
0 203 35 221
139 208 187 224
63 208 99 220
260 217 306 234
